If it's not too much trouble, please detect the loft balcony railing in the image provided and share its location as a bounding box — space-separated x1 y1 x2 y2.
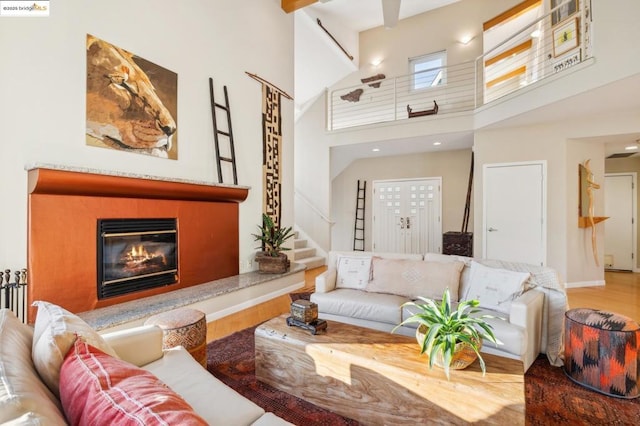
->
327 0 591 131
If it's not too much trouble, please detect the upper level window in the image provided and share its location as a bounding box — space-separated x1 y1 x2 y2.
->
409 50 446 90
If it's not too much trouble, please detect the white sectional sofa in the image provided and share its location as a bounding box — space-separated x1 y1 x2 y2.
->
311 251 566 372
0 305 291 425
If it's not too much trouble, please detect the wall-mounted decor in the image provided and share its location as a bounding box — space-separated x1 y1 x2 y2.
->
553 50 582 73
340 88 364 103
578 160 608 266
246 72 293 230
551 0 578 27
552 17 579 58
86 34 178 159
361 74 386 88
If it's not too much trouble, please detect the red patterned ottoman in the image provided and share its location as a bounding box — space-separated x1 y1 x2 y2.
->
564 308 640 398
145 308 207 367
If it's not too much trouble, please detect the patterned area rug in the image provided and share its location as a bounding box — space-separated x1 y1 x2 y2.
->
206 324 640 425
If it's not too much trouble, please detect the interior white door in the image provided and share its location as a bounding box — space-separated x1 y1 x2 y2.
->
604 174 634 271
373 179 441 254
484 162 545 265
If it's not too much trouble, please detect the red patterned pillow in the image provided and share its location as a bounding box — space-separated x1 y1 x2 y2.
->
59 339 207 425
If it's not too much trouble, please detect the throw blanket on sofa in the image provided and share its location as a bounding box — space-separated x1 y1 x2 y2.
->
476 259 567 367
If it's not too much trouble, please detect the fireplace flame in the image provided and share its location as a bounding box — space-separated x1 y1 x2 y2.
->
123 243 167 269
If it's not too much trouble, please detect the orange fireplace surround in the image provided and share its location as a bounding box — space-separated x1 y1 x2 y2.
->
27 167 249 321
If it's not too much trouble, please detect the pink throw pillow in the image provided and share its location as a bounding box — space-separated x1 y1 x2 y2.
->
59 339 207 426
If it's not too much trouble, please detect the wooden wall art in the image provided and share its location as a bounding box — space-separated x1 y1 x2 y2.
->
361 74 386 88
341 88 364 103
246 72 293 229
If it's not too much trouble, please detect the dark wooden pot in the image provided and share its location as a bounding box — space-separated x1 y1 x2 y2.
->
255 252 290 274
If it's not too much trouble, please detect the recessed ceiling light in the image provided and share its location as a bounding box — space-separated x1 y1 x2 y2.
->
531 30 541 38
372 148 380 152
433 142 442 146
624 145 638 150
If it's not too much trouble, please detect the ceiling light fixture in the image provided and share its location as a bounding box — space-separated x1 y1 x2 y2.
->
370 58 383 67
625 145 638 150
531 30 541 38
459 35 475 45
372 148 380 152
433 141 442 146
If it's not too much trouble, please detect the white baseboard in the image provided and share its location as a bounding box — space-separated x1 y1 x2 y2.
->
565 280 605 288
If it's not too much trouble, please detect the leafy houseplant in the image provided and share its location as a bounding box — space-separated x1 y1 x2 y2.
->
252 213 294 273
393 288 501 380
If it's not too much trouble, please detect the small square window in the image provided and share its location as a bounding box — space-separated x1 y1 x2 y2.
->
409 50 446 91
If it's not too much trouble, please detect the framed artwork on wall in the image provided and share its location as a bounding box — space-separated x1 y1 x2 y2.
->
551 0 579 27
553 17 579 58
86 34 178 159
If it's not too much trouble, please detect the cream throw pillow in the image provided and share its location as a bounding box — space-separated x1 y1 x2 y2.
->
366 258 465 300
31 301 119 398
0 309 67 424
463 261 530 314
336 256 372 290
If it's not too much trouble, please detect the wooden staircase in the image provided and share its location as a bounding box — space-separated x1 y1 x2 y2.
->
292 232 325 270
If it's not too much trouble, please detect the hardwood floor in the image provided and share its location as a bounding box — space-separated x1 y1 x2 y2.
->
207 267 638 343
566 271 639 321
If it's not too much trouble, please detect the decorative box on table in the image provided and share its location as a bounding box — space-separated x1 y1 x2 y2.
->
290 299 318 323
287 300 326 335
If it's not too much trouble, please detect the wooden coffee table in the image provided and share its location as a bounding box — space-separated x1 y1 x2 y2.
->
255 314 524 425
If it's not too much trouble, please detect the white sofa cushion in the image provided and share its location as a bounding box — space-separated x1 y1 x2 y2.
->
311 288 410 325
473 307 525 357
31 301 119 397
0 309 67 424
144 346 267 425
366 257 465 301
463 261 530 314
336 255 372 289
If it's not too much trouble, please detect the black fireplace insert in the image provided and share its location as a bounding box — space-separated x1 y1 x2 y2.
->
97 218 178 299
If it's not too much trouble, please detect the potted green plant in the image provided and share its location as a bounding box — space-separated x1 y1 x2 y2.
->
252 213 294 273
393 288 501 380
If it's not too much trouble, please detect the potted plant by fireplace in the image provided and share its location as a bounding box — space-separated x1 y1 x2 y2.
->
252 213 294 274
393 288 501 380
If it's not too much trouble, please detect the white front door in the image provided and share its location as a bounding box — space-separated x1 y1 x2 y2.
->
483 162 546 265
373 178 442 254
604 173 635 271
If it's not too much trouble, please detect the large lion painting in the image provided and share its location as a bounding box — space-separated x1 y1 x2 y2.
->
86 34 178 159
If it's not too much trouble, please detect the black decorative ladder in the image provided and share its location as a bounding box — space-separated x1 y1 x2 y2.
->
209 78 238 185
353 180 366 251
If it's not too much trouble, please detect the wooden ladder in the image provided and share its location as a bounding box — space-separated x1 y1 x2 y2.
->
353 180 366 251
209 78 238 185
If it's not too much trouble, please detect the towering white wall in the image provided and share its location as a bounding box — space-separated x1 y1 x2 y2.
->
0 0 294 271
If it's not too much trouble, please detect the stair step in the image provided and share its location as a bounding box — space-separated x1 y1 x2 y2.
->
293 247 315 260
295 255 325 270
293 238 307 249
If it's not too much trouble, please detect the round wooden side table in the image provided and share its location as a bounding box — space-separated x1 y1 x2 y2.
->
145 308 207 368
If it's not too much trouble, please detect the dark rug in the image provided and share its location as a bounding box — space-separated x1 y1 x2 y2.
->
207 325 640 426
